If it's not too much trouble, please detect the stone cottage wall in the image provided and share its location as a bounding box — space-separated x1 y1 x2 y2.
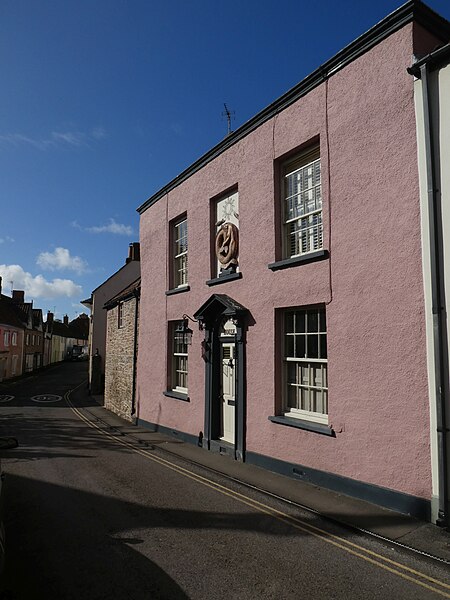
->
105 298 137 421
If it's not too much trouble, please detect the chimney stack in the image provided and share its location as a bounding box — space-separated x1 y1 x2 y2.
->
126 242 140 264
47 311 54 325
0 276 2 296
12 290 25 303
63 315 69 326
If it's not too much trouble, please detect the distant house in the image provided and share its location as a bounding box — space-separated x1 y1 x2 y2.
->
81 242 140 395
0 278 24 380
7 290 43 373
104 278 140 421
47 314 89 364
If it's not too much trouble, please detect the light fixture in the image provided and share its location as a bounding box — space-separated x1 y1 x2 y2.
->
175 318 193 345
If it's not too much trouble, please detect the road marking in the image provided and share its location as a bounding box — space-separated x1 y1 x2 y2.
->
65 388 450 598
31 394 62 403
0 395 14 403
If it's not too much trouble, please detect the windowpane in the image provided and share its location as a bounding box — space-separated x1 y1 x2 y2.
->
171 321 188 392
307 335 318 358
308 311 318 332
283 307 328 422
295 311 305 333
296 335 305 359
285 335 295 358
284 155 322 259
173 218 188 287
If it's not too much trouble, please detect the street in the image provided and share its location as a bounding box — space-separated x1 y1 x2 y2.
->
0 363 449 599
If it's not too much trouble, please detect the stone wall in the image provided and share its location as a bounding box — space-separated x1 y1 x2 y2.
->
104 297 138 421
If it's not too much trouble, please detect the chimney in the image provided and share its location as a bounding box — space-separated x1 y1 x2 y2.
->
12 290 25 303
126 242 140 264
47 311 54 325
0 276 2 296
63 315 69 326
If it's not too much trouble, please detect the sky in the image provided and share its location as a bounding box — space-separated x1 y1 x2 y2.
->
1 0 449 321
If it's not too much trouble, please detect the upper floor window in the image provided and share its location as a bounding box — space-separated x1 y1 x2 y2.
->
26 334 30 345
283 147 322 259
11 332 17 346
283 306 328 424
172 217 188 288
4 331 10 347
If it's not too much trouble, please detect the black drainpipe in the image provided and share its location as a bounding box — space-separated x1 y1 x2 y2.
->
418 62 448 527
131 290 139 419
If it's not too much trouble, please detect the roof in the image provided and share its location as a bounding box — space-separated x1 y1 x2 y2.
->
408 40 450 75
0 296 25 329
51 317 89 341
137 0 450 216
194 293 248 323
104 277 141 310
90 260 140 296
32 308 43 328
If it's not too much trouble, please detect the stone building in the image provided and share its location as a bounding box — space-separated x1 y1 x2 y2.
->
104 278 140 421
82 242 140 394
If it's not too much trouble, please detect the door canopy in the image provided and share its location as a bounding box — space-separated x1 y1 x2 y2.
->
194 294 248 327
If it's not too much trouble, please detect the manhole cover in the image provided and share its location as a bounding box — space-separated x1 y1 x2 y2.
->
0 395 14 403
31 394 62 403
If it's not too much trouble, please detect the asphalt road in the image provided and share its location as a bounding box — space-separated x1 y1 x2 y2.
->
0 363 449 600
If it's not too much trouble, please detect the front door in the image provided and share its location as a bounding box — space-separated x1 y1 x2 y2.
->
220 342 235 443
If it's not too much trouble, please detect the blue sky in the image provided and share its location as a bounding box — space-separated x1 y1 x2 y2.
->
1 0 449 320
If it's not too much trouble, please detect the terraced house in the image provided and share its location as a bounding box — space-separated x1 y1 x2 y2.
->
136 1 450 525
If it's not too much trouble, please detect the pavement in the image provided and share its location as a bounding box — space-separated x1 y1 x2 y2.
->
76 388 450 564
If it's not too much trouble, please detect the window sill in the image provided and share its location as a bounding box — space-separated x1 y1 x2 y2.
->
268 415 334 436
163 390 190 402
165 285 190 296
268 250 328 271
206 272 242 287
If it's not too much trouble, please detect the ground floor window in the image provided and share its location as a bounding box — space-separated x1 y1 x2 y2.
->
283 306 328 424
169 321 188 394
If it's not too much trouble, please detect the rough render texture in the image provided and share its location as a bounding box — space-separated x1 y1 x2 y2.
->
105 299 138 422
137 24 437 501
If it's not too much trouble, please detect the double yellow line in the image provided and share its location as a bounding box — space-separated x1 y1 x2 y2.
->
65 387 450 598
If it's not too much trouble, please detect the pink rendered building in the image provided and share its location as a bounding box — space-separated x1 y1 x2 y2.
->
136 1 450 524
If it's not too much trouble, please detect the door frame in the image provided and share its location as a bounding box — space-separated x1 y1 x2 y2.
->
194 294 248 461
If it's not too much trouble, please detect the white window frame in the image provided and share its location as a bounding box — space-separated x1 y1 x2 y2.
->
26 333 30 345
11 332 17 346
283 307 328 424
118 303 123 329
4 331 10 347
173 217 188 288
282 147 322 259
170 321 188 394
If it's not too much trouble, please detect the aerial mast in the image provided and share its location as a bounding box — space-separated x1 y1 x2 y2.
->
222 103 235 136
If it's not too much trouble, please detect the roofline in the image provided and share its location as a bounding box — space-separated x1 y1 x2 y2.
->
137 0 450 216
90 260 140 295
104 281 141 310
408 40 450 76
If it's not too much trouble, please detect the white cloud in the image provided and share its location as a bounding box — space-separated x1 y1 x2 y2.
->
85 218 133 236
36 247 87 275
0 264 82 299
0 128 107 151
0 236 14 244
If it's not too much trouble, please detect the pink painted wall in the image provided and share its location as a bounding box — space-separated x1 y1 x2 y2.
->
137 24 435 501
